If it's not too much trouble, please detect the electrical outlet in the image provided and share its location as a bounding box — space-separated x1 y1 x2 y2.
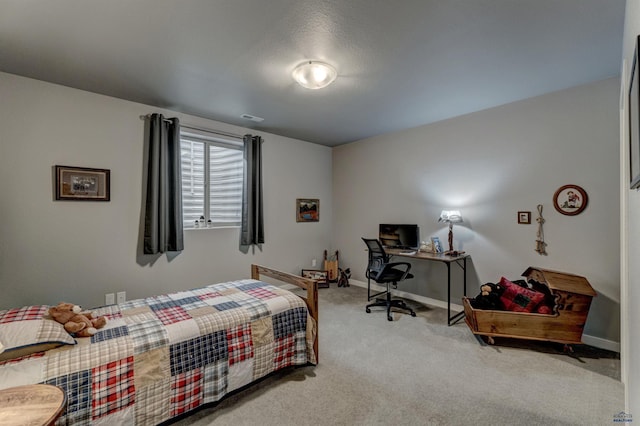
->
311 259 317 267
116 291 126 304
105 293 115 305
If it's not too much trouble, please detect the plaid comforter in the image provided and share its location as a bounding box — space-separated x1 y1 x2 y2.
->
0 279 316 425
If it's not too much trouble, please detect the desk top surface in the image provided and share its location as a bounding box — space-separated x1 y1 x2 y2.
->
386 248 469 262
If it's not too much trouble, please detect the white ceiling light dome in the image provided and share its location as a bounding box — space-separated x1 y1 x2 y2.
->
292 61 337 90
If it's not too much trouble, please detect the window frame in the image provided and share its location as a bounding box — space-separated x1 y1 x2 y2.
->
180 128 244 229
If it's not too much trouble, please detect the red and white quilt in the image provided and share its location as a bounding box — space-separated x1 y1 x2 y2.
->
0 279 316 425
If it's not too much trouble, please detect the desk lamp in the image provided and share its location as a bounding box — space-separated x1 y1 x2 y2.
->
438 210 463 254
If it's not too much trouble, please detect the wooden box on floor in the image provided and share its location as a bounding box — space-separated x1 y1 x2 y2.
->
462 267 597 344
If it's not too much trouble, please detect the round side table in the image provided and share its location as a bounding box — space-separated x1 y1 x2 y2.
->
0 384 65 426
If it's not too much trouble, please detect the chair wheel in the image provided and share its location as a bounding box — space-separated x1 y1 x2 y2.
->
411 312 416 317
387 315 393 321
366 308 371 313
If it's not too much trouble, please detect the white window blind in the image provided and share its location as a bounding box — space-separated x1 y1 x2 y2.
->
180 129 243 228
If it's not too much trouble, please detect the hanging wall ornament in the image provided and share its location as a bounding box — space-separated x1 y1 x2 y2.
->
535 204 547 255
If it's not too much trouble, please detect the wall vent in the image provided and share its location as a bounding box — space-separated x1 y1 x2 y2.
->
241 114 264 122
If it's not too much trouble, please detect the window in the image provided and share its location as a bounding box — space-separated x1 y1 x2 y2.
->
180 128 243 228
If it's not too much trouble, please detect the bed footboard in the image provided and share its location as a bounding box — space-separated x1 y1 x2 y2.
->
251 264 319 361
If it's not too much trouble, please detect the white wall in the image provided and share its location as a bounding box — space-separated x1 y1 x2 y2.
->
0 72 332 310
333 78 620 348
622 0 640 415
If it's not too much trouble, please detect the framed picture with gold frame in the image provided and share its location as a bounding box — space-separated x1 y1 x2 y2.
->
54 165 110 201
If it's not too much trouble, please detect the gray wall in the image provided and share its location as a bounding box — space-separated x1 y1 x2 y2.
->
621 0 639 415
0 72 333 310
333 78 620 349
0 65 623 355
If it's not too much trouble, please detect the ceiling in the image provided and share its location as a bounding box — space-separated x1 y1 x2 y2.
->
0 0 626 147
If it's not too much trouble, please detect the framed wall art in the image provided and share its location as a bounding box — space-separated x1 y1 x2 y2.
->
296 198 319 222
55 165 110 201
630 35 640 189
517 211 531 224
553 184 588 216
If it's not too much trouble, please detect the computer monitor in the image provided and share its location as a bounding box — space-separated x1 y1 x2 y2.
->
378 224 419 250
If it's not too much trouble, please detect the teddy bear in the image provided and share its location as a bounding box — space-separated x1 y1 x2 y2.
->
48 302 107 337
470 282 504 310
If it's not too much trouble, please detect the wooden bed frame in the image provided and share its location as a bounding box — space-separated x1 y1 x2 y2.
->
251 264 319 361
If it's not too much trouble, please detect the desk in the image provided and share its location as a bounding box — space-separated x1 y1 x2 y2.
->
386 249 469 325
0 384 66 426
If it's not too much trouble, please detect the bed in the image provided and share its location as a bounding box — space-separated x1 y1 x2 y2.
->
0 264 318 425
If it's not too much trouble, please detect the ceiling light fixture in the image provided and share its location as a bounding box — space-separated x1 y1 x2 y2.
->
292 61 337 90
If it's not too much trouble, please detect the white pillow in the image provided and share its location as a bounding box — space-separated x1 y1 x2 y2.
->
0 305 76 362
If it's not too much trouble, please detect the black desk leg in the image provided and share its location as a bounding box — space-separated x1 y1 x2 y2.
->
447 258 467 326
463 257 467 297
446 262 451 324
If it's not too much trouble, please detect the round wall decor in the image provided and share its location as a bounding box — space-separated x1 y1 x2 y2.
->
553 184 588 216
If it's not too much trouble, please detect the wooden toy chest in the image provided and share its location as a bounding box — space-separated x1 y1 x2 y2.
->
462 267 597 344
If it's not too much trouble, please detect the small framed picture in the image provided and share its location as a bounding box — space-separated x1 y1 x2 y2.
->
301 269 329 288
296 198 319 222
553 184 588 216
54 165 110 201
518 211 531 224
431 236 443 253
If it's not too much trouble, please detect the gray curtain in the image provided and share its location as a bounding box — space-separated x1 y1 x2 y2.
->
240 135 264 245
143 113 184 254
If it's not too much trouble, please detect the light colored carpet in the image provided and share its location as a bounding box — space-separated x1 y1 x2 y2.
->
171 285 623 426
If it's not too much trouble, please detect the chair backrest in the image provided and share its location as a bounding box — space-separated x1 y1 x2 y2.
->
362 238 389 277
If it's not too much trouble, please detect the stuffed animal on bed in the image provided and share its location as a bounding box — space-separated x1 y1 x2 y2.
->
48 302 107 337
470 282 504 310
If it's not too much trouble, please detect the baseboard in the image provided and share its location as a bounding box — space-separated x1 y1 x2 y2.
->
581 334 620 353
349 279 620 353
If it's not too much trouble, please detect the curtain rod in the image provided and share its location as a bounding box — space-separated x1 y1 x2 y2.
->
139 114 243 140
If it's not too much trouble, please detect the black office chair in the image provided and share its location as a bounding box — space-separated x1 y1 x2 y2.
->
362 238 416 321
